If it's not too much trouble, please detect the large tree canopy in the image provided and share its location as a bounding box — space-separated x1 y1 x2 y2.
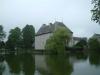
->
45 27 71 54
74 39 87 48
0 25 6 41
22 25 35 49
6 27 22 50
91 0 100 24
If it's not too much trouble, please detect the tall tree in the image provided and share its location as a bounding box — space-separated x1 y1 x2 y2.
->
6 27 22 50
0 25 6 41
22 25 35 49
91 0 100 24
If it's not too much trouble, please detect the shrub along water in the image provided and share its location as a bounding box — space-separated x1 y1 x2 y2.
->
88 38 100 51
45 27 71 54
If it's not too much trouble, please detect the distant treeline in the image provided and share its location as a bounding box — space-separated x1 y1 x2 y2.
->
0 25 35 50
0 24 100 53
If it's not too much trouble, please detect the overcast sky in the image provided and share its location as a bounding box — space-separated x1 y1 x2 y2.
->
0 0 100 38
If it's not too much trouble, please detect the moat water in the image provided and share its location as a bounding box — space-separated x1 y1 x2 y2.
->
0 52 100 75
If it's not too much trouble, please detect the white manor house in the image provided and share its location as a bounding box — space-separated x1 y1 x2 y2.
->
35 21 87 50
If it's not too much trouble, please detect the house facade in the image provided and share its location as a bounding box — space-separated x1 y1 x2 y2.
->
35 21 73 50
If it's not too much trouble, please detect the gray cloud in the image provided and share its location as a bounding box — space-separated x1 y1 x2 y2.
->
0 0 100 38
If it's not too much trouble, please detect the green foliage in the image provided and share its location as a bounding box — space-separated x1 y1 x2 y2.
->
22 25 35 49
74 39 87 48
0 41 5 49
45 27 71 54
6 27 22 50
88 38 100 51
0 25 6 41
6 25 35 50
91 0 100 24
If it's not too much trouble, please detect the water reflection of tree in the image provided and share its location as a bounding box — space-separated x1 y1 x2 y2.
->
89 52 100 66
0 56 5 75
21 54 35 75
5 54 21 74
46 55 73 75
70 52 88 60
5 53 35 75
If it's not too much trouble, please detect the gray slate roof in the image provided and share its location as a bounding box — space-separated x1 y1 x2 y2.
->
36 21 72 36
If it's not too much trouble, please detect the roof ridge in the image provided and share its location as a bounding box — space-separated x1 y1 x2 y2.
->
36 21 73 36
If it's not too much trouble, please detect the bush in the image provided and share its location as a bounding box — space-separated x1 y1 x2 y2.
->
88 38 100 51
45 27 71 54
74 39 87 48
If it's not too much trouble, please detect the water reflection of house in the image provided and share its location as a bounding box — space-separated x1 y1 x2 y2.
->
35 21 73 50
35 55 49 74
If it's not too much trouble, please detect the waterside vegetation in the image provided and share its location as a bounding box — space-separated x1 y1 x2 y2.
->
0 24 100 54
